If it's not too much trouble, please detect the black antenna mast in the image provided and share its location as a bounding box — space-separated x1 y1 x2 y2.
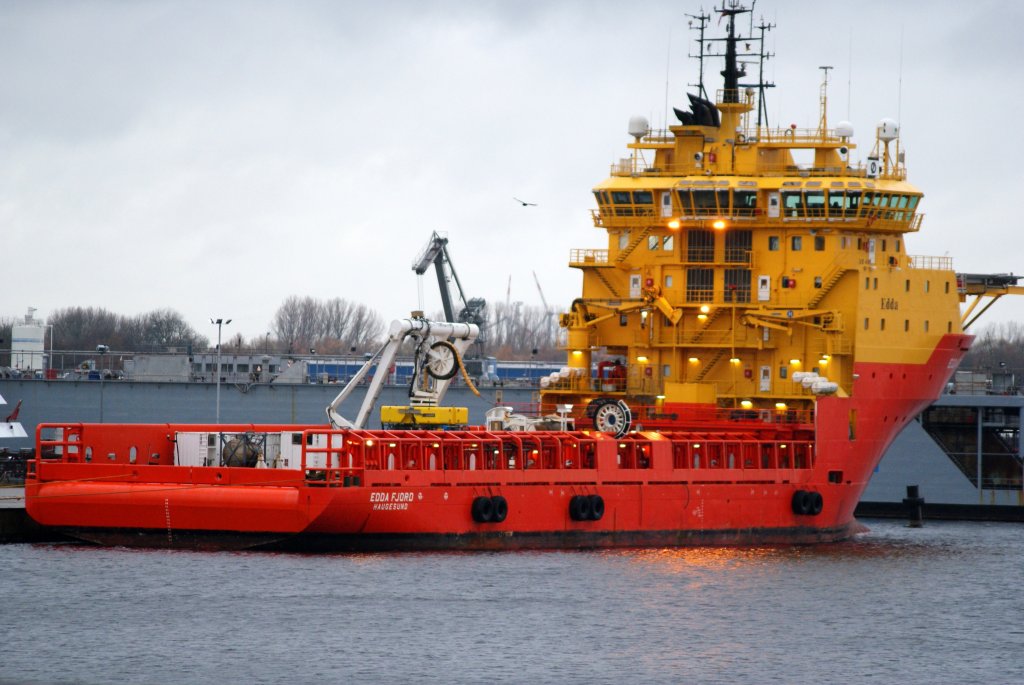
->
686 10 711 102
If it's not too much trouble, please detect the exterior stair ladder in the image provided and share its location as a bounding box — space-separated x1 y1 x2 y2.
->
592 268 620 298
615 227 652 264
807 266 848 308
690 307 726 344
694 349 726 382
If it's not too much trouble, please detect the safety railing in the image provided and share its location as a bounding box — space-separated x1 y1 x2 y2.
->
569 248 609 265
908 255 954 271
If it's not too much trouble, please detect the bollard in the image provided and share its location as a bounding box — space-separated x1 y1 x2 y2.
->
902 484 925 527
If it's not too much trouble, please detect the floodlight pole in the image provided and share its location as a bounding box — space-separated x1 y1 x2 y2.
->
211 318 232 423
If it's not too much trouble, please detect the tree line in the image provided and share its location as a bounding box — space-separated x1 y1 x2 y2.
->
1 298 564 359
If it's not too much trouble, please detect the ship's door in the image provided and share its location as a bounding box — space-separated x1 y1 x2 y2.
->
759 366 771 392
867 238 876 265
767 192 780 218
660 191 673 218
757 275 771 302
630 273 641 298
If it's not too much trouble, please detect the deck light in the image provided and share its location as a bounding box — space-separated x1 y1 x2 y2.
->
775 402 788 410
636 355 649 363
700 305 711 313
688 356 700 363
740 400 753 409
730 357 741 364
697 314 708 321
668 219 681 230
790 359 801 366
712 219 727 230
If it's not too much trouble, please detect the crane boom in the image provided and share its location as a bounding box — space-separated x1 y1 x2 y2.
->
411 231 487 348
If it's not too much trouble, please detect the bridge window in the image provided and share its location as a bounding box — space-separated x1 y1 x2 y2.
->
831 190 861 217
612 191 634 216
648 235 660 250
768 236 780 251
733 190 757 217
814 235 825 251
677 190 694 215
804 191 825 217
692 190 721 215
782 191 802 217
633 191 653 205
791 236 802 251
663 235 674 251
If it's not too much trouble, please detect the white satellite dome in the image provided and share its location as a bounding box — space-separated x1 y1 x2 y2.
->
835 120 854 138
877 118 899 142
628 116 650 140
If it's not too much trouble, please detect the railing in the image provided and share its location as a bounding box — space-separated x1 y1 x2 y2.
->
908 255 954 271
569 248 609 265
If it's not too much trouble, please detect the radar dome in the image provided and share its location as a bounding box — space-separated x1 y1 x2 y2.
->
628 116 650 140
877 118 899 142
835 120 854 138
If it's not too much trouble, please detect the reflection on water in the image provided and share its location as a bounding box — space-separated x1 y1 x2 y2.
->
1 519 1021 685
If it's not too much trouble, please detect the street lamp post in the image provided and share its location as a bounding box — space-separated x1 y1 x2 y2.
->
96 344 109 422
211 318 232 423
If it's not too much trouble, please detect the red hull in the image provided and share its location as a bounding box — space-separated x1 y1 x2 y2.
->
25 335 970 551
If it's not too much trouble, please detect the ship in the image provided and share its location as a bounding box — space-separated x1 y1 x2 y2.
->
24 3 1023 551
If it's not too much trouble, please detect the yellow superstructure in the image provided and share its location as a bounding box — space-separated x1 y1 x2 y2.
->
542 6 968 418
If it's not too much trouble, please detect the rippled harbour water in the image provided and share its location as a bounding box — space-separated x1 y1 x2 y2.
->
1 519 1021 685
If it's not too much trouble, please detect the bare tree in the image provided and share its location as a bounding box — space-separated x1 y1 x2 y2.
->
487 301 561 360
48 307 120 349
270 296 384 354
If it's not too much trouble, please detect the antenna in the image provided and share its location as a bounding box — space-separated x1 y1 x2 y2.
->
664 26 672 132
897 24 904 127
686 10 711 101
846 28 853 121
818 65 833 138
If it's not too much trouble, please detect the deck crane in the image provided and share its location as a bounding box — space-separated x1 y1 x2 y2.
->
411 232 488 359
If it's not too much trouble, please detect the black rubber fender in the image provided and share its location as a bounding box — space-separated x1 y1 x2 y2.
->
491 495 508 523
809 491 823 516
588 494 605 521
791 490 813 515
569 494 592 521
471 495 494 523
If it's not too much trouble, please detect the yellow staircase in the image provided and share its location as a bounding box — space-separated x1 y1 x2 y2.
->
615 227 653 264
807 266 849 308
591 268 620 298
694 349 727 382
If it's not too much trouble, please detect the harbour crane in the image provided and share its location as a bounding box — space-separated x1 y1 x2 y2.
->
411 232 488 358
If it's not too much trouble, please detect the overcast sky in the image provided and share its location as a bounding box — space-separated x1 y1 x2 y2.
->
3 0 1023 341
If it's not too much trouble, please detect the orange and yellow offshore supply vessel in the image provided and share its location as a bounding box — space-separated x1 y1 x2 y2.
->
25 4 1022 551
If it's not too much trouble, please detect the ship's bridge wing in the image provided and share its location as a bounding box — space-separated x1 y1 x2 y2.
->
958 273 1024 329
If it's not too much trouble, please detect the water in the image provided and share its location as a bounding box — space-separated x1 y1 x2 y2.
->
1 519 1022 685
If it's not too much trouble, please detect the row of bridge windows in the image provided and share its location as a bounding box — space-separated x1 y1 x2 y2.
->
595 188 921 220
